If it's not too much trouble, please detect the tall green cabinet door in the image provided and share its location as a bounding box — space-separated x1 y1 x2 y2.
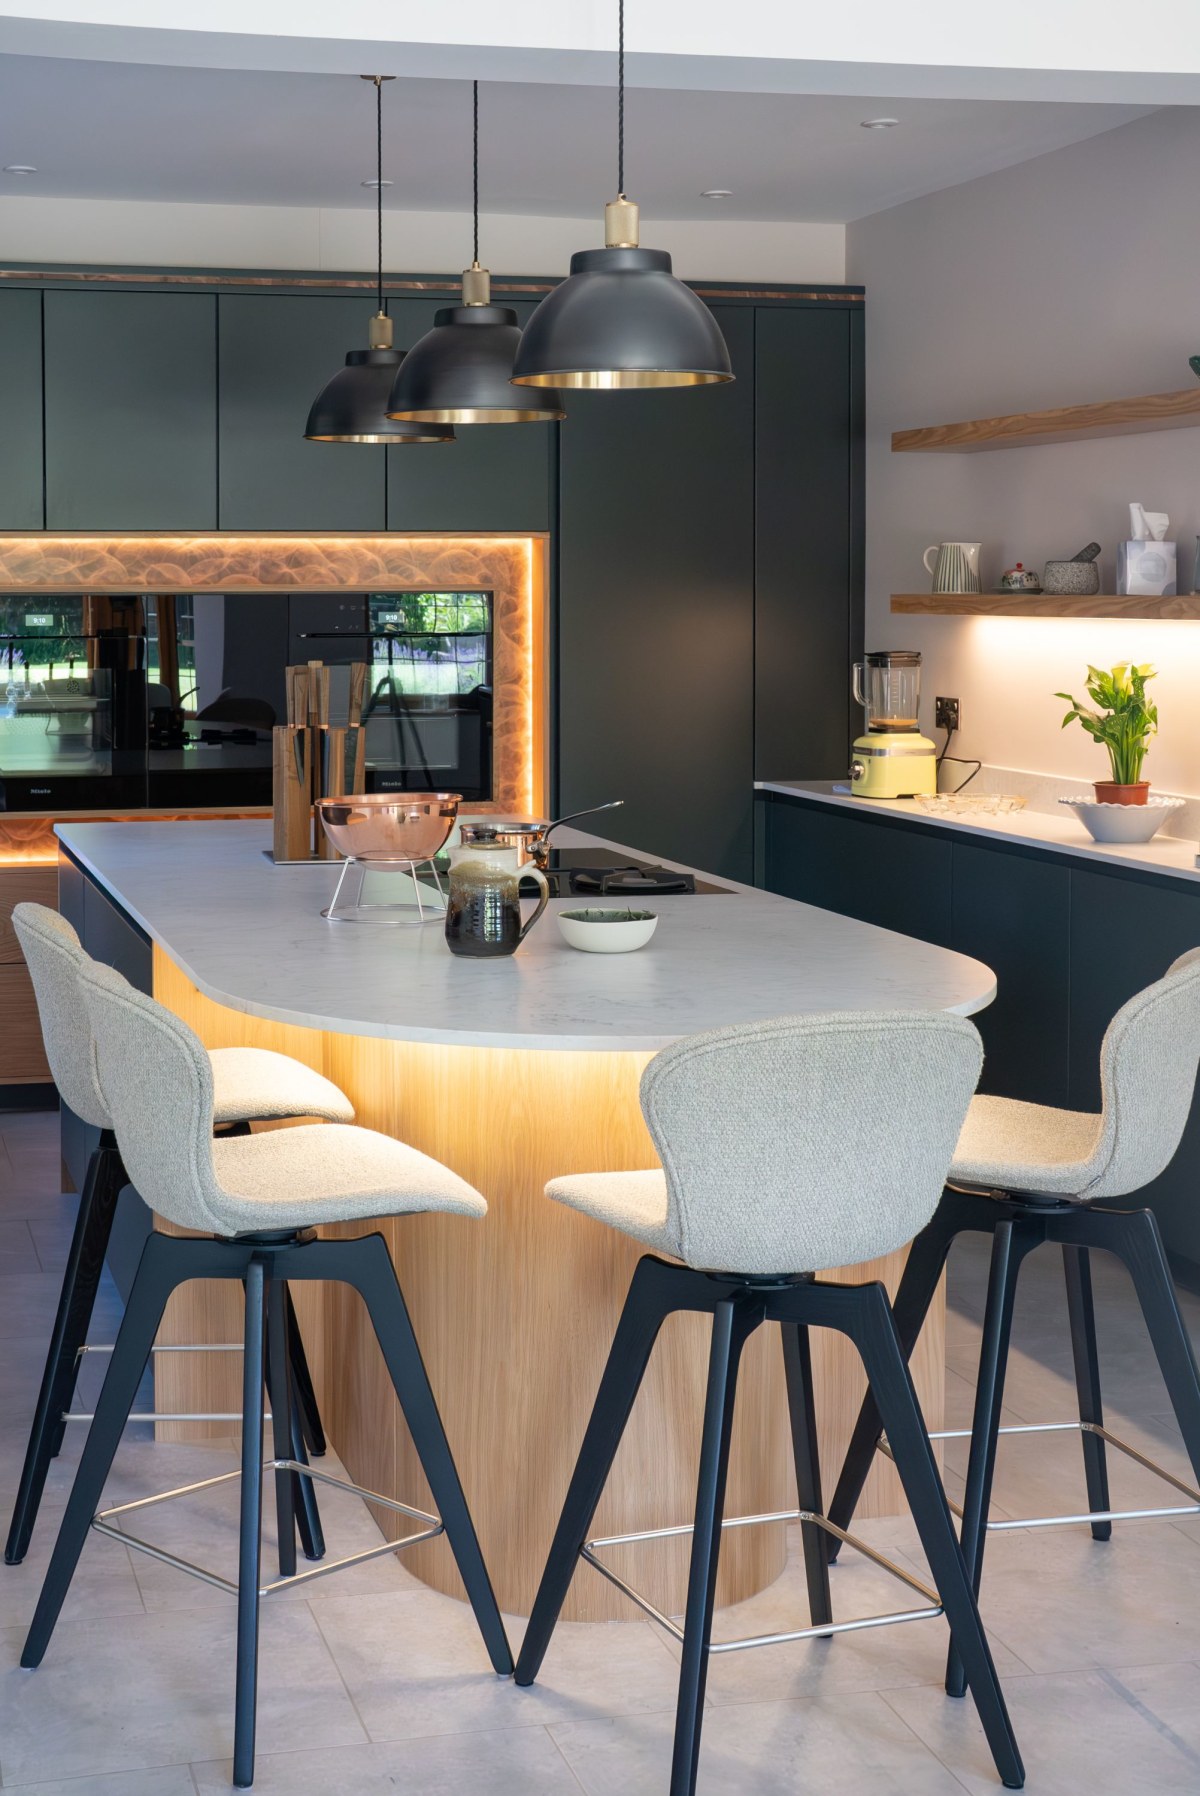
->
385 298 554 533
219 294 387 530
556 304 755 883
0 290 44 528
44 291 216 529
755 304 862 782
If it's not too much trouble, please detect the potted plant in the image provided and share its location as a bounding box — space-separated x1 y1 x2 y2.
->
1055 661 1158 804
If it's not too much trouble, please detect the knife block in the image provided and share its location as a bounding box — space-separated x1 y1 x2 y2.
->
272 724 367 863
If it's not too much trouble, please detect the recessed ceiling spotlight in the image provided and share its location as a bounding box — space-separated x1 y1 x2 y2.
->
3 164 37 175
860 118 900 130
700 188 733 200
361 177 394 189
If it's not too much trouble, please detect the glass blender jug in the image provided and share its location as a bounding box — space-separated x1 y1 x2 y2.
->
852 649 922 733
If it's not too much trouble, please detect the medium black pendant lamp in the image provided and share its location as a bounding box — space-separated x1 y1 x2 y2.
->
386 82 565 424
305 76 454 445
511 0 732 390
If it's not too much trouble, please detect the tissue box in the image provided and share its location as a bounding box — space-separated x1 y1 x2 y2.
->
1118 539 1177 597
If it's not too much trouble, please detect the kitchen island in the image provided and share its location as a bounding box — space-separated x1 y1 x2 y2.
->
55 819 995 1619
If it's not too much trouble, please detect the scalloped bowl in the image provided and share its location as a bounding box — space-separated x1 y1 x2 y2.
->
1059 794 1184 844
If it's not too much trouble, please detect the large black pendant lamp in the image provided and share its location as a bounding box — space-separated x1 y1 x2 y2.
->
511 1 732 391
305 76 454 445
386 83 565 425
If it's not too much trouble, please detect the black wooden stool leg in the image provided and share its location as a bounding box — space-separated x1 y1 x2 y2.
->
833 1281 1025 1791
339 1233 513 1675
671 1298 762 1796
1062 1244 1112 1541
515 1256 681 1686
947 1220 1032 1700
826 1196 962 1560
781 1321 832 1630
5 1139 123 1564
264 1277 298 1580
1099 1207 1200 1486
285 1285 326 1457
21 1229 185 1667
233 1258 267 1790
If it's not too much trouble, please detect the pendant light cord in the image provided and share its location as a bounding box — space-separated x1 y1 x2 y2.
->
617 0 625 196
472 79 480 265
375 75 384 313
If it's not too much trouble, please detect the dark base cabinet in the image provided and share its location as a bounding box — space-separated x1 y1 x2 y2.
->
761 792 1200 1275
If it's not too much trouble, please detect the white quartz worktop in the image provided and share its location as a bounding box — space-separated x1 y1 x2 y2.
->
55 820 996 1050
758 779 1200 885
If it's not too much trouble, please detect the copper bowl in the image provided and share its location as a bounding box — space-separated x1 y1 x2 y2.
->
316 793 461 862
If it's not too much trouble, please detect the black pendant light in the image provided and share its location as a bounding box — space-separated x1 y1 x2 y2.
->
305 76 454 445
511 0 732 390
386 82 565 425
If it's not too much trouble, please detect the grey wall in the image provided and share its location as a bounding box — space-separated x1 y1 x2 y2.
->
847 107 1200 793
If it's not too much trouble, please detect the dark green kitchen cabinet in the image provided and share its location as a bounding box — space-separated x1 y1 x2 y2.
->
951 839 1071 1104
556 305 755 882
44 291 217 529
761 793 953 944
218 294 387 530
0 289 44 528
385 298 554 533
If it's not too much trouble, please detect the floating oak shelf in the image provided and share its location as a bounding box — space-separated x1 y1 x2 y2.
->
893 387 1200 454
892 592 1200 619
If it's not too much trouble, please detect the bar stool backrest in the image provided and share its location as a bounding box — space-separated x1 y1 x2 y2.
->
638 1010 984 1276
1085 946 1200 1201
77 957 227 1235
12 902 112 1131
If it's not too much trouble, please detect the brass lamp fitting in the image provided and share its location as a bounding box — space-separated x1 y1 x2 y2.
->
367 311 394 350
461 262 491 306
604 195 640 249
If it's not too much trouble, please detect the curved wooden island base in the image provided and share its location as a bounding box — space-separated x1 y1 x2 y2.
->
153 949 944 1622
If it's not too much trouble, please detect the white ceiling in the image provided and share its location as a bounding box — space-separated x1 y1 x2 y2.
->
0 55 1156 224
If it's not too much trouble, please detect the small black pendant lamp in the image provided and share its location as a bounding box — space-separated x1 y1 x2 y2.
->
305 76 454 445
386 82 565 425
511 0 732 391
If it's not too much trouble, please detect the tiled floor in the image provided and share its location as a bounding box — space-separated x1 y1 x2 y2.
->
2 1110 1200 1793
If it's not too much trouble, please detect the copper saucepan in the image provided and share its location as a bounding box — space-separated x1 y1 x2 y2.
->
458 799 625 868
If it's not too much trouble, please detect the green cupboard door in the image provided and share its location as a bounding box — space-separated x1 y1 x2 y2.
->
385 298 554 533
44 291 216 529
219 294 387 530
0 289 44 528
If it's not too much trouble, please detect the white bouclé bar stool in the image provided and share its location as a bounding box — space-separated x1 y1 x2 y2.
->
829 949 1200 1699
514 1011 1025 1795
21 956 511 1789
6 901 355 1569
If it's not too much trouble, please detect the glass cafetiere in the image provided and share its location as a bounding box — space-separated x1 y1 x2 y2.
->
445 827 550 958
852 649 923 734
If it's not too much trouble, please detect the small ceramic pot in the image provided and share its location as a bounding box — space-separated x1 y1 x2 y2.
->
1000 563 1042 593
1093 781 1150 806
1043 560 1101 596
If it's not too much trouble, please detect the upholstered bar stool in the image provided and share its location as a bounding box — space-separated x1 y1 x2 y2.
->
21 958 511 1789
515 1012 1025 1795
828 949 1200 1698
5 902 354 1569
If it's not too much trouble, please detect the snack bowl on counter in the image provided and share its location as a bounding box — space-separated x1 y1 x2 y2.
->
914 793 1027 819
1059 794 1184 844
557 908 658 953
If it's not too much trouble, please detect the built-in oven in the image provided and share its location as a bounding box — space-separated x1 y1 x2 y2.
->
0 589 495 812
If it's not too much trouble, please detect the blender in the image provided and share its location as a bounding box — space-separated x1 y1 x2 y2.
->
849 649 937 799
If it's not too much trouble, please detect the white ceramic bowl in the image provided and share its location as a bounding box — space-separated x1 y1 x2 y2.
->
1059 794 1184 844
557 908 658 953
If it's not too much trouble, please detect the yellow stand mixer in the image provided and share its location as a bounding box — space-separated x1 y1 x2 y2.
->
849 649 938 799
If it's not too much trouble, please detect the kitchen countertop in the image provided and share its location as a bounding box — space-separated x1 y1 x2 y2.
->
55 819 996 1050
757 779 1200 885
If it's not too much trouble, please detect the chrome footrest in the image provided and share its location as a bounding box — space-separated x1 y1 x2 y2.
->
581 1507 942 1654
91 1459 443 1598
880 1419 1200 1530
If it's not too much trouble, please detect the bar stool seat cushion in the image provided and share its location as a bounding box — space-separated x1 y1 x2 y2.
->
212 1124 485 1231
951 1095 1103 1197
546 1169 672 1254
210 1048 354 1126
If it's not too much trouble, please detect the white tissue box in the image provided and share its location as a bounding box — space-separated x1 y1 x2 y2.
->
1118 539 1177 597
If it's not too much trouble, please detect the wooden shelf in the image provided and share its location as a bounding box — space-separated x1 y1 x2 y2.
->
892 592 1200 619
893 386 1200 454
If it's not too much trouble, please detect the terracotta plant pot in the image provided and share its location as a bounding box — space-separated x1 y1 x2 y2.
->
1093 780 1150 806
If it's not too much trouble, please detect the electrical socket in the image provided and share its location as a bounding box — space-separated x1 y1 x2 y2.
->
935 696 961 733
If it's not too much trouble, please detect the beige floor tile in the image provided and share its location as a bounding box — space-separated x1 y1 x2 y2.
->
191 1726 584 1794
885 1660 1200 1795
0 1493 145 1632
2 1768 198 1795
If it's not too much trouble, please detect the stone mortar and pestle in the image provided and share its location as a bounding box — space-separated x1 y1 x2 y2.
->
1042 541 1102 596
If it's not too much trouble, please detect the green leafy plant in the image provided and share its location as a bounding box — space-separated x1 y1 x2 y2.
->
1055 662 1158 786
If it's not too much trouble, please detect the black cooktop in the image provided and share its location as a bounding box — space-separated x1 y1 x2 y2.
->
532 848 731 897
